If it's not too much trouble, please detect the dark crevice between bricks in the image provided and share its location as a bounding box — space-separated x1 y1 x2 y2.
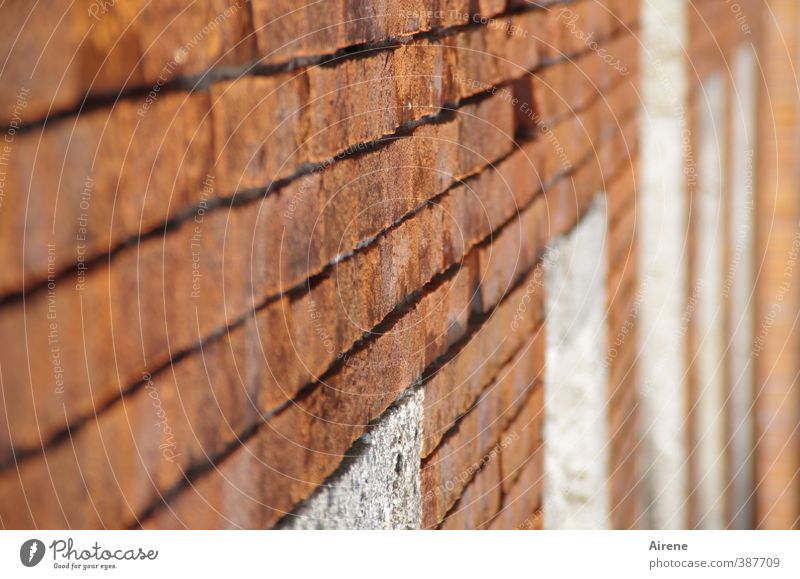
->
515 62 640 142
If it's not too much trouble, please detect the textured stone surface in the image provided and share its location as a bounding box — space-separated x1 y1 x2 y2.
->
543 194 610 529
280 388 424 530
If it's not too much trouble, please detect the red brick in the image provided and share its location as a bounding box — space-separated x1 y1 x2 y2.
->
251 0 477 66
421 290 545 456
1 0 527 127
145 265 474 529
436 384 543 530
0 83 624 461
1 10 548 298
2 11 632 308
420 323 542 527
438 455 502 529
210 11 541 194
0 91 214 298
0 96 509 457
0 0 252 126
498 385 544 492
488 448 544 529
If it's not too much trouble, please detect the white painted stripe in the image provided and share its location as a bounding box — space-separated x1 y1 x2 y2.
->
728 44 757 529
638 0 690 529
694 72 727 529
544 195 610 529
280 388 424 529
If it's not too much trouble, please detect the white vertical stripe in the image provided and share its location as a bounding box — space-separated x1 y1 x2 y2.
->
728 45 757 529
638 0 690 529
694 72 727 529
544 195 610 529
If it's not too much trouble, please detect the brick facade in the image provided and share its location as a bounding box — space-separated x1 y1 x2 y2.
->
0 0 796 530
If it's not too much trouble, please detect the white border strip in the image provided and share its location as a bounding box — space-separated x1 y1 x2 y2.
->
544 195 610 529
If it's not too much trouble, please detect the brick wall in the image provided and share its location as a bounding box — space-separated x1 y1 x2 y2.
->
0 0 640 530
4 0 796 531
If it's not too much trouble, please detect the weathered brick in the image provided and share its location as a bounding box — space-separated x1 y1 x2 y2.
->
421 270 545 456
488 447 544 529
4 12 640 526
0 91 214 298
251 0 476 66
0 0 655 534
145 264 474 529
0 0 252 126
499 385 544 492
1 10 549 299
420 325 542 527
437 381 544 529
4 10 636 310
210 11 542 194
518 31 639 128
0 96 510 457
146 253 547 530
0 258 473 528
0 82 624 461
438 455 502 530
1 0 526 127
